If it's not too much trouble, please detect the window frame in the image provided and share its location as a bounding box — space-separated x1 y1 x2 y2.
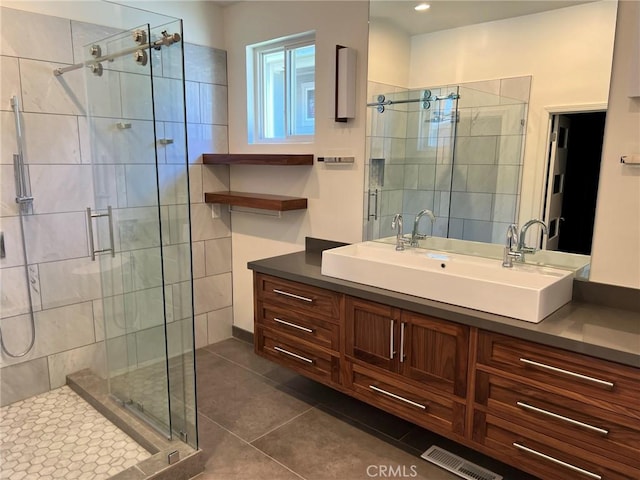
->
248 32 315 144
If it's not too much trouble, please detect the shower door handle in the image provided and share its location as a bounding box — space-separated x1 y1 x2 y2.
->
87 206 116 261
367 189 378 220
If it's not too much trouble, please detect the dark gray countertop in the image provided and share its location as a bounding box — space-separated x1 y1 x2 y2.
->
248 239 640 368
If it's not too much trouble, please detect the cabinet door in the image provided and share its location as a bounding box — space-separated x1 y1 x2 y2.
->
345 296 400 372
400 311 469 398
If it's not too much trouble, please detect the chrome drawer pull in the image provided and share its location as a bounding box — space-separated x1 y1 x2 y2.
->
513 443 601 480
519 358 614 389
274 317 313 333
399 322 406 363
273 289 313 303
516 402 609 436
369 385 426 410
273 346 314 364
389 320 395 360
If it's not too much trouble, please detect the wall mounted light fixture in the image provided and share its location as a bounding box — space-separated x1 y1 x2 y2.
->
335 45 356 122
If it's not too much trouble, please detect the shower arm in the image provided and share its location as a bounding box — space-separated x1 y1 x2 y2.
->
53 31 181 76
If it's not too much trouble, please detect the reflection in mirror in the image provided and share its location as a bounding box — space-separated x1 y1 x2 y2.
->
364 0 617 278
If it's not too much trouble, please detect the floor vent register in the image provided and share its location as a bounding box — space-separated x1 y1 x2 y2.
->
421 445 503 480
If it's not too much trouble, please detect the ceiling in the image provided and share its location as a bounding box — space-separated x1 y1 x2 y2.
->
370 0 597 36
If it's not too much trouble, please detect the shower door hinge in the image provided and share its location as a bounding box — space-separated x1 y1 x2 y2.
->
168 450 180 465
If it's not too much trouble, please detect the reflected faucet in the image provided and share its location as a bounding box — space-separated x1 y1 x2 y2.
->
410 209 436 247
518 219 549 258
391 213 408 251
502 220 549 268
502 223 522 268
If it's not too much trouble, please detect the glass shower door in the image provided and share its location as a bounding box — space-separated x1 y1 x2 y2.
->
83 25 171 436
150 19 198 447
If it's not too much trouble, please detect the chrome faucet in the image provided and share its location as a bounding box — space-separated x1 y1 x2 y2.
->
410 209 436 247
518 219 549 258
502 219 549 267
391 213 408 251
502 223 522 268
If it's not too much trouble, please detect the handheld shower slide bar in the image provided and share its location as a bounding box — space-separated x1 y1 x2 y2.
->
1 95 37 358
10 96 33 213
53 30 181 77
367 90 460 113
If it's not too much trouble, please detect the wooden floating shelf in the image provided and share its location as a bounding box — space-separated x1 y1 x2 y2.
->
204 191 308 212
202 153 314 166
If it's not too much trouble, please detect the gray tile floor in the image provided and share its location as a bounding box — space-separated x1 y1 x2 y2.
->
193 338 539 480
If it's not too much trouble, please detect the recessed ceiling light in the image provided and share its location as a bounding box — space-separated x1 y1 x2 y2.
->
415 3 431 12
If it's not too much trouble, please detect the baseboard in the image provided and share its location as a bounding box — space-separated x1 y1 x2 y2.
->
232 325 254 344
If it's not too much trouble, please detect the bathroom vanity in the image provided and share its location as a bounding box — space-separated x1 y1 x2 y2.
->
248 240 639 480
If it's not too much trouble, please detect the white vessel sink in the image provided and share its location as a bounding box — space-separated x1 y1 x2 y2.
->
321 241 573 323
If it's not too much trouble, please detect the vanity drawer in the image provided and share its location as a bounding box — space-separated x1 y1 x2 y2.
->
257 302 340 352
348 363 465 438
475 372 640 465
256 274 341 320
476 331 640 413
256 327 340 385
475 411 637 480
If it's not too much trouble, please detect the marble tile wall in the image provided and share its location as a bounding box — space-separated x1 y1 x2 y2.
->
454 77 530 243
364 77 530 244
0 6 231 406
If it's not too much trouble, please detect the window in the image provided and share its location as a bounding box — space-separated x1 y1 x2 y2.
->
247 32 315 143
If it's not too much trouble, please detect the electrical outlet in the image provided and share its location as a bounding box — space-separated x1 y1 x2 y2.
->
211 204 221 219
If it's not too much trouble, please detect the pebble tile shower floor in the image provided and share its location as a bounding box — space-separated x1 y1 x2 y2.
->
0 386 150 480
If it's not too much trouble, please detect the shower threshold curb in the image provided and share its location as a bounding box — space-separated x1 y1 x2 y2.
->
67 369 204 480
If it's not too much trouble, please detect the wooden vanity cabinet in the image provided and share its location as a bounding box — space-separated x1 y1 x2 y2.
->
344 297 469 397
344 296 469 437
252 272 640 480
472 331 640 480
253 274 342 386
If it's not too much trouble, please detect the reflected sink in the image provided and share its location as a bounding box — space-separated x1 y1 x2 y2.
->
321 241 574 323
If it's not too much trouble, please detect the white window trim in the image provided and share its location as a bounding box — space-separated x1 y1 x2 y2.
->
247 31 315 144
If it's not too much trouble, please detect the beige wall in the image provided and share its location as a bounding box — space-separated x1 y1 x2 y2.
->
590 0 640 288
223 1 369 331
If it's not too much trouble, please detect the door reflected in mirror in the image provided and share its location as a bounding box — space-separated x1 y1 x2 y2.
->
364 0 618 278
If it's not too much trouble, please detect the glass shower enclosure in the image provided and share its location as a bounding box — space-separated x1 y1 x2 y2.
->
82 19 197 444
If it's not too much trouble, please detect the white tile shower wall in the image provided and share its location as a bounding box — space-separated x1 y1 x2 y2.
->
0 6 231 405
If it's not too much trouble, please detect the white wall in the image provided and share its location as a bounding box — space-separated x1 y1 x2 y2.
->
367 18 410 87
406 0 617 231
590 0 640 288
223 1 369 331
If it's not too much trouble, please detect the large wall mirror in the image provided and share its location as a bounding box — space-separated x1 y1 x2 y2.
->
364 0 618 279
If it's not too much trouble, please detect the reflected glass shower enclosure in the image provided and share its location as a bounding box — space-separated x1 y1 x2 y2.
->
365 77 530 245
